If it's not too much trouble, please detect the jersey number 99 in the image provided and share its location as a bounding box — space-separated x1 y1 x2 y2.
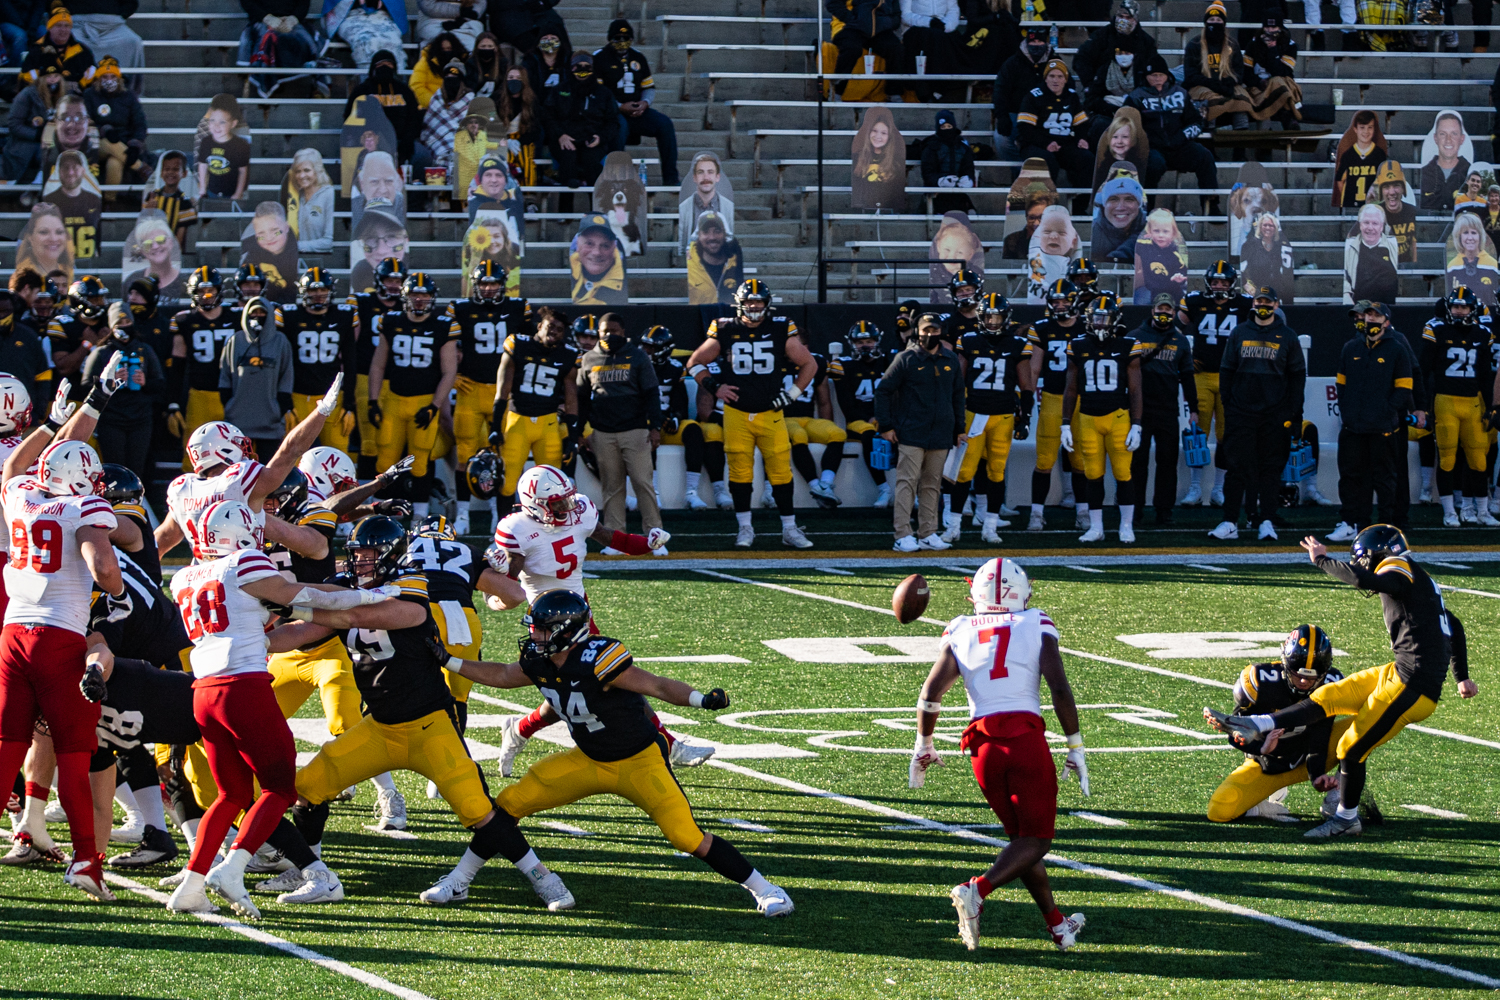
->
9 518 63 574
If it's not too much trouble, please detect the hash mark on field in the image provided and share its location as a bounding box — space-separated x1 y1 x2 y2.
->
362 825 418 840
1184 563 1230 573
636 654 751 664
941 565 981 574
815 566 855 575
1400 804 1467 819
1427 561 1473 570
539 820 593 837
718 817 775 833
1438 583 1500 599
880 823 1005 831
1064 565 1105 574
1071 811 1129 827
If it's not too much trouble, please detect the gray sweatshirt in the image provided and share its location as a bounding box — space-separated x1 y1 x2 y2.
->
219 295 294 438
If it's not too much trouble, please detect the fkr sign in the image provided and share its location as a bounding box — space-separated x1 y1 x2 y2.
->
1116 633 1347 660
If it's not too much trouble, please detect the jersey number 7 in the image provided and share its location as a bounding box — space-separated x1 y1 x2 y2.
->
978 625 1011 679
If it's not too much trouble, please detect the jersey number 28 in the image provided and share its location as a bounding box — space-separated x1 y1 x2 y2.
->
177 581 228 640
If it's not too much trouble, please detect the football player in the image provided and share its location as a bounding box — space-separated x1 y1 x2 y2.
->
1066 257 1100 311
1025 279 1082 530
275 516 576 911
1423 286 1498 527
1211 527 1477 839
773 347 846 509
940 268 983 345
949 293 1035 545
1177 261 1250 506
1204 625 1350 822
494 307 578 509
168 267 241 470
348 258 407 478
642 325 711 510
281 268 358 453
685 280 817 549
1060 292 1142 543
102 464 161 583
233 263 266 305
299 446 415 524
0 374 34 616
437 589 794 916
828 321 891 507
51 276 110 381
909 558 1088 952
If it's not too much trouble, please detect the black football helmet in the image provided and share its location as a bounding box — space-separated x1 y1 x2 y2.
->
1067 257 1099 290
234 263 265 298
895 299 922 336
344 515 410 586
470 259 507 302
1087 291 1124 340
1205 260 1239 301
31 278 61 320
466 450 501 500
374 257 407 299
266 467 309 522
402 272 438 317
1280 624 1333 691
521 588 593 658
948 268 982 309
185 266 223 310
1447 285 1479 324
100 464 143 505
979 292 1011 336
298 267 334 309
569 313 598 351
734 279 771 323
640 324 675 363
413 513 456 540
1044 278 1078 319
1350 523 1408 574
67 276 109 323
848 320 883 359
127 274 160 321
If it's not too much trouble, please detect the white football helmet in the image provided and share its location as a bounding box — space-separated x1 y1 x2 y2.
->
198 500 263 558
517 465 582 532
0 374 32 436
969 557 1031 613
187 421 253 474
299 446 358 497
38 439 105 497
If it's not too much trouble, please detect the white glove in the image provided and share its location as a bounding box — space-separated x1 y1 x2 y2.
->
1059 425 1074 452
486 593 507 611
48 379 76 427
957 175 974 188
784 383 803 401
647 527 671 550
383 454 415 479
908 734 944 789
316 373 344 416
364 584 404 602
1125 423 1142 452
101 352 128 396
1062 733 1090 796
937 175 959 188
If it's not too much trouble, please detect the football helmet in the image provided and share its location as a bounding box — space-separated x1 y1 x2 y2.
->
402 272 438 318
1446 285 1478 324
101 464 144 504
979 292 1011 335
344 515 409 586
470 260 507 302
298 267 334 309
37 439 105 497
266 468 309 522
234 263 265 297
1350 523 1408 572
640 324 675 363
1044 279 1078 319
0 374 32 436
127 274 159 321
522 589 593 657
1281 624 1333 691
187 420 253 474
1087 292 1124 340
517 465 582 532
948 268 982 309
1205 260 1239 300
67 276 109 323
969 557 1031 613
734 279 771 323
299 446 357 497
1066 257 1099 290
374 257 407 299
848 320 883 359
197 500 262 559
186 266 224 310
895 300 922 336
31 278 60 320
414 513 456 540
466 450 501 500
569 313 598 351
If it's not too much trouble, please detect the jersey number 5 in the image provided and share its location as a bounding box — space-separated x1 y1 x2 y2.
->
977 625 1011 679
551 537 578 578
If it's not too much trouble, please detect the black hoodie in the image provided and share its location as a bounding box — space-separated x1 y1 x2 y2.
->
343 50 423 161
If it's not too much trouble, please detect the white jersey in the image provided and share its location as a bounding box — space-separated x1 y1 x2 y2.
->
492 494 599 603
1 477 117 634
943 607 1058 721
166 460 266 560
0 436 25 555
169 548 281 679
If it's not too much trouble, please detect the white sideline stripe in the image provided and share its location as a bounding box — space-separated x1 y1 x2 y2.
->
1071 811 1130 827
587 551 1500 572
538 820 593 837
941 565 982 574
1064 565 1106 574
1407 725 1500 750
101 874 438 1000
1184 563 1230 573
1438 584 1500 599
1058 649 1235 690
705 761 1500 991
718 817 776 833
693 569 951 628
1427 561 1473 570
636 654 752 663
816 567 856 575
1400 804 1467 819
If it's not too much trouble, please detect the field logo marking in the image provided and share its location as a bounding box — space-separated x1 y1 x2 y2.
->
1116 633 1348 660
763 636 943 663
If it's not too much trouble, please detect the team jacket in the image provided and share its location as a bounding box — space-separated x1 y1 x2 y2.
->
1219 317 1305 423
1335 333 1414 434
1016 85 1089 150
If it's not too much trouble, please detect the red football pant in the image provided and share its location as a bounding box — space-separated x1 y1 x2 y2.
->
0 624 97 857
188 672 298 875
970 725 1058 840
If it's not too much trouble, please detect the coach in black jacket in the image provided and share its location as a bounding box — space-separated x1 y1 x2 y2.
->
1333 302 1416 535
1130 293 1199 523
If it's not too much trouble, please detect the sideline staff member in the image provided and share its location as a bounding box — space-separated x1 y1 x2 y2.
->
1333 301 1415 533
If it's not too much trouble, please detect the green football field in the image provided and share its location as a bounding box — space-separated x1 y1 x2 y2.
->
3 551 1499 999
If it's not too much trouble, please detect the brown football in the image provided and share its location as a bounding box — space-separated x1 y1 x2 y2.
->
893 573 931 624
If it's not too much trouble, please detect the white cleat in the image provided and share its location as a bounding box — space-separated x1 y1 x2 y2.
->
713 482 734 510
420 871 471 905
734 524 756 549
110 817 144 844
374 787 407 831
979 517 1003 545
1208 521 1239 540
1048 911 1087 951
207 859 261 920
760 482 774 508
498 716 530 778
43 800 66 824
684 489 710 510
166 880 219 913
669 740 716 767
451 510 470 536
1180 484 1203 506
999 503 1020 517
160 865 200 889
1059 487 1075 508
950 880 983 950
750 881 794 917
598 547 625 556
1258 520 1278 540
940 513 963 544
1478 508 1500 527
1418 485 1433 504
1027 509 1045 532
917 533 952 550
1078 525 1105 543
625 494 639 512
1325 522 1358 542
652 545 670 557
427 780 440 799
872 483 894 508
1074 507 1090 531
1443 510 1461 528
1460 499 1480 525
892 535 920 553
1303 484 1336 507
278 866 344 904
808 480 841 507
1490 492 1500 516
63 855 115 902
256 867 307 894
1209 487 1225 506
782 524 813 549
1118 523 1135 544
532 870 576 911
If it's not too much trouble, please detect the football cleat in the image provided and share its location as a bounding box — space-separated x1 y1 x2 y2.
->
257 868 307 894
1478 508 1500 527
44 800 66 824
951 880 983 950
872 483 893 508
1209 486 1225 506
451 509 470 537
713 481 734 510
374 786 408 831
1303 483 1336 506
669 740 716 767
1325 522 1358 542
333 786 357 802
940 513 962 544
1208 521 1239 540
999 503 1020 517
1027 509 1045 531
652 545 670 557
808 480 841 508
419 871 471 904
1460 498 1479 524
532 870 576 911
1048 911 1087 951
625 493 639 513
1320 787 1342 819
1078 525 1104 543
760 481 774 508
160 863 213 889
110 815 145 844
782 524 814 549
1118 523 1135 544
1443 510 1461 528
980 515 1003 545
498 716 530 778
917 533 951 550
1418 483 1433 504
684 489 710 510
1203 706 1263 746
1181 484 1203 505
599 547 625 556
278 866 345 904
735 524 756 548
1059 484 1075 507
750 881 794 917
1304 813 1362 839
166 879 219 913
892 535 920 552
109 825 178 868
1244 797 1291 820
207 858 261 920
0 832 62 865
64 854 116 902
1258 520 1278 540
427 780 440 799
1075 507 1090 531
245 843 294 874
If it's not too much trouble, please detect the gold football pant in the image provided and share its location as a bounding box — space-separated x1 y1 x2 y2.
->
432 602 482 704
499 410 563 495
1034 391 1069 474
1074 408 1133 482
377 391 442 478
355 375 384 458
270 635 361 737
291 392 353 453
1310 662 1437 764
497 739 706 852
724 405 791 485
700 421 724 444
1207 718 1353 822
957 411 1015 483
296 706 495 827
786 416 848 448
659 418 700 446
182 388 225 470
1434 393 1488 473
1195 372 1225 442
454 376 497 467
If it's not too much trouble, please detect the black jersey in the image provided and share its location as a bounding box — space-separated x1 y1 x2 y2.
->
1026 317 1078 395
112 499 160 582
1231 661 1344 776
1314 553 1461 700
704 314 799 413
452 297 530 384
519 635 657 762
89 548 190 669
781 353 828 419
941 311 981 346
653 356 690 421
98 657 199 752
1178 292 1251 372
50 316 106 362
343 571 454 725
280 302 357 397
171 307 242 392
265 503 338 584
374 310 458 398
826 352 885 423
1068 333 1141 416
1016 84 1087 147
958 330 1033 414
1336 143 1384 207
1421 319 1494 401
504 333 576 417
349 291 400 376
404 535 483 611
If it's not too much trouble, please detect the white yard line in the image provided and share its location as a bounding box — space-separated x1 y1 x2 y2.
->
102 874 438 1000
1407 725 1500 750
718 817 776 833
1063 565 1106 574
1438 584 1500 599
1071 811 1130 827
538 820 593 837
1184 563 1230 573
1400 804 1467 819
704 761 1500 991
815 567 856 575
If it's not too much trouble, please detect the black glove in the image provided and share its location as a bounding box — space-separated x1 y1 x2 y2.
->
700 687 730 710
104 588 132 623
167 744 187 779
80 663 106 703
259 597 295 618
1014 412 1032 440
367 399 383 428
425 632 451 665
488 429 502 447
562 413 582 439
371 498 412 517
413 404 438 429
661 415 679 435
768 390 794 411
325 571 357 588
1486 406 1500 431
579 445 600 477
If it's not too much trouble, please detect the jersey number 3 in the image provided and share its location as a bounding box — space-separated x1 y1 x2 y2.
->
978 625 1011 679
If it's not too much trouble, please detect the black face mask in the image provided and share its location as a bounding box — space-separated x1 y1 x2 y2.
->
573 68 591 81
938 125 959 143
1026 42 1048 61
374 63 394 82
443 77 462 99
1205 23 1225 43
478 48 496 63
506 78 523 95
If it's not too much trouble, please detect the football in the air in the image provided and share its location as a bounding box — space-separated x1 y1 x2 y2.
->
893 574 930 624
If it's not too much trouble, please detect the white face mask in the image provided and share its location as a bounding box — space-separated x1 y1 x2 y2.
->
1115 52 1134 67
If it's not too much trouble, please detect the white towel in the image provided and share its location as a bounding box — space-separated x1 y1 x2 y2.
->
438 600 472 647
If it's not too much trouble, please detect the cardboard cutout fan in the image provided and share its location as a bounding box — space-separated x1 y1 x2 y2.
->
1365 160 1419 264
850 106 907 211
239 201 299 303
1332 109 1387 208
1443 212 1500 305
144 148 199 219
350 206 409 295
593 151 647 257
453 96 504 204
42 148 101 261
1026 205 1080 304
1133 208 1189 304
679 151 733 253
195 94 251 201
1343 203 1402 305
465 155 525 260
1453 161 1495 216
1418 109 1476 211
461 211 523 299
121 208 184 303
686 211 742 305
1092 108 1149 195
930 210 986 304
1091 163 1145 262
570 212 628 305
1005 157 1059 242
1228 160 1279 259
14 202 75 287
280 149 335 254
351 149 405 232
341 95 399 198
1239 211 1295 304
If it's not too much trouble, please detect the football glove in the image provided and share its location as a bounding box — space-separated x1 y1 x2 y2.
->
1124 423 1142 452
1013 413 1031 440
370 498 412 518
661 415 679 435
1059 425 1074 452
79 663 106 703
1487 406 1500 431
768 390 794 411
1062 734 1089 796
647 527 671 550
104 588 132 624
341 410 357 437
165 404 186 439
380 455 415 482
367 399 383 428
413 404 438 429
699 688 729 710
909 734 944 789
259 597 295 619
316 373 344 416
45 379 76 432
424 632 451 666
